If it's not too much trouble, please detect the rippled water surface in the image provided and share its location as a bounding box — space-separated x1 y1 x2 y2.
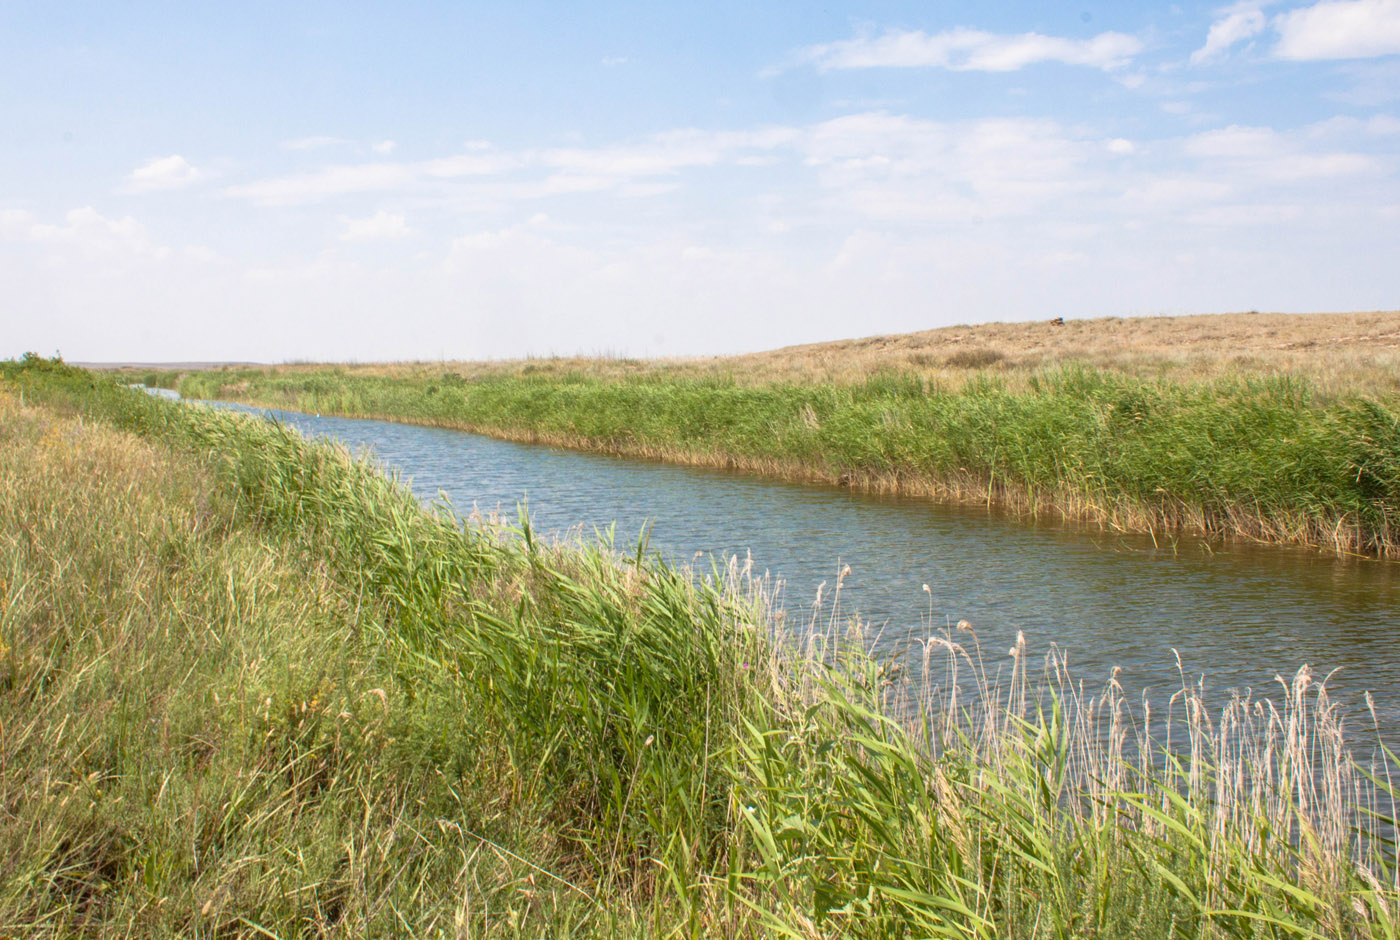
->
211 401 1400 733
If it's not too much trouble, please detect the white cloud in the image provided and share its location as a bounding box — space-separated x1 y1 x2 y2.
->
1273 0 1400 60
796 113 1099 221
226 129 796 206
124 154 203 192
338 210 412 241
797 27 1143 72
226 163 417 206
2 206 170 263
372 139 397 154
1183 123 1379 178
282 136 348 151
776 111 1392 232
601 56 628 67
38 207 167 258
537 128 797 183
1192 3 1269 62
421 152 519 178
214 112 1394 242
1183 124 1282 157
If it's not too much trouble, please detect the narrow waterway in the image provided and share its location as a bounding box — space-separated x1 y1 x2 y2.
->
209 399 1400 738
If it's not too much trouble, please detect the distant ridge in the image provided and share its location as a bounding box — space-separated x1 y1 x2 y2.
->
74 361 266 370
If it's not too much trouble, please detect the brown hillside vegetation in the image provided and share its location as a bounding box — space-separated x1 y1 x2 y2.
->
231 310 1400 396
727 309 1400 390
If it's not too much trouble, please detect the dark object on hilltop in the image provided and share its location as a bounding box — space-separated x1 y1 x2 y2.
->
1050 317 1064 326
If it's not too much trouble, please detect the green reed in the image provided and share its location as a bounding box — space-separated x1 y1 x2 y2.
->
178 364 1400 555
4 356 1398 937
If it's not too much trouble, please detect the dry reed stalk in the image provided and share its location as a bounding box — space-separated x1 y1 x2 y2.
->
790 571 1391 912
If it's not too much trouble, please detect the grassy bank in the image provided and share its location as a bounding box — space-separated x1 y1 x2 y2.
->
4 359 776 936
6 357 1400 937
178 362 1400 557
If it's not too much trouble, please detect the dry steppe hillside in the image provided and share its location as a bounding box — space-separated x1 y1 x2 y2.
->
247 310 1400 396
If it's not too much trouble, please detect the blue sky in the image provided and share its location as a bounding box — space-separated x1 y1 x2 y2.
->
3 1 1398 362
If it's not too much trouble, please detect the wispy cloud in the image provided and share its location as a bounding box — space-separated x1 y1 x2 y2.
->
217 109 1395 241
539 128 796 179
794 27 1143 73
1183 122 1380 179
1273 0 1400 60
791 113 1111 223
1192 2 1270 62
124 154 203 193
371 140 397 155
225 129 797 206
226 163 418 205
2 206 170 260
420 152 521 179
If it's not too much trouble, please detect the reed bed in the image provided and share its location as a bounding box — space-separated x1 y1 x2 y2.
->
4 356 1398 937
178 365 1400 557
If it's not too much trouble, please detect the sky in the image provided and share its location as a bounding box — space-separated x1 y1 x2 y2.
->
2 1 1398 362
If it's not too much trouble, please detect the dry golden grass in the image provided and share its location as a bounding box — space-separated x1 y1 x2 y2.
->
181 310 1400 397
729 309 1400 392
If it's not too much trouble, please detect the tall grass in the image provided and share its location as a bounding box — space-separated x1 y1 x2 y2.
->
3 360 775 935
177 365 1400 556
5 356 1399 937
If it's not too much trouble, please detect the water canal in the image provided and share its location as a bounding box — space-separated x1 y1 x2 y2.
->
207 398 1400 739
